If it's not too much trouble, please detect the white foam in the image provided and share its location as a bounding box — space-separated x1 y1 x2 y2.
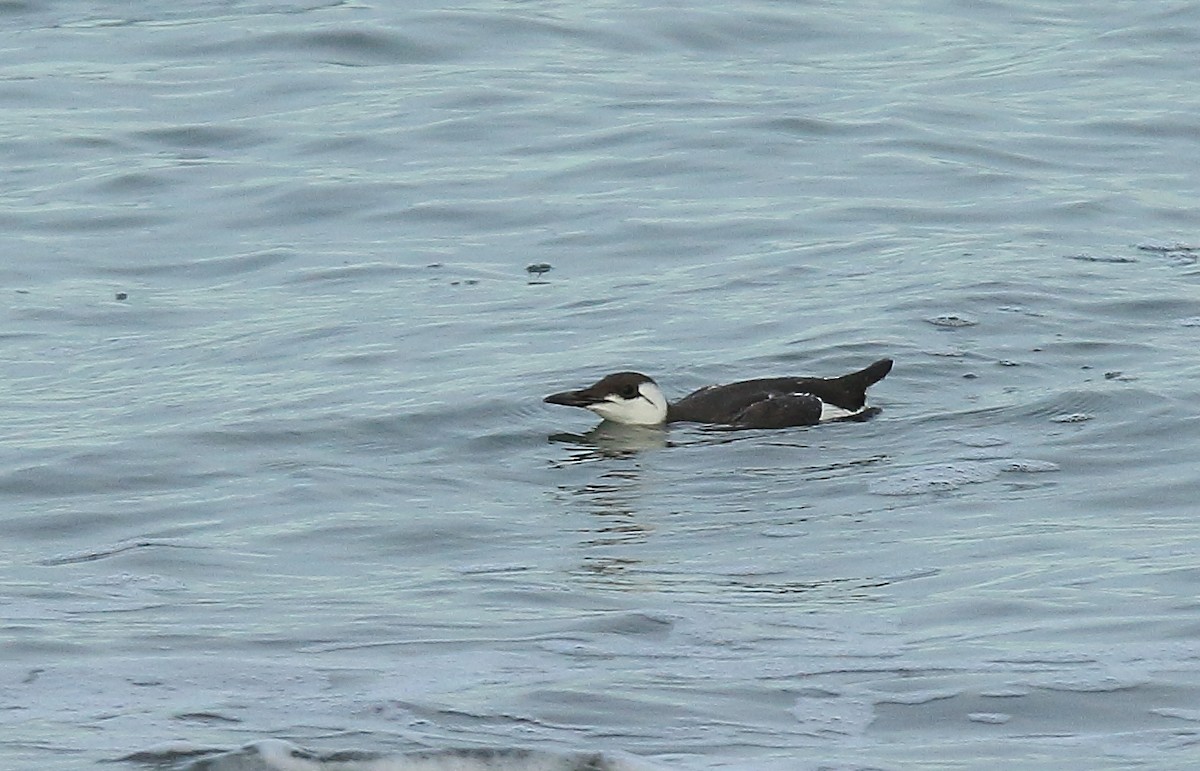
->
163 742 668 771
868 461 1000 495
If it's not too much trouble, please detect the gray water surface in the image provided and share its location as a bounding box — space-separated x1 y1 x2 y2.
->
3 1 1199 770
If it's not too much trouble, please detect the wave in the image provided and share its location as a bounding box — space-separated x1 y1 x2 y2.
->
122 740 666 771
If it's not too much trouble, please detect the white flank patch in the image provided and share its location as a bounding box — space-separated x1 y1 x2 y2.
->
818 400 866 422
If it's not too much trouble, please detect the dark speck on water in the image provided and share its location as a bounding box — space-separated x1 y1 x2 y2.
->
1067 252 1138 263
927 314 978 328
526 262 553 285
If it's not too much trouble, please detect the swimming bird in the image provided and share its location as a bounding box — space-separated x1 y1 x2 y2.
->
544 358 892 429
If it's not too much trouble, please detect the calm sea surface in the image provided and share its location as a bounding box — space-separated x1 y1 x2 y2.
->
3 1 1199 770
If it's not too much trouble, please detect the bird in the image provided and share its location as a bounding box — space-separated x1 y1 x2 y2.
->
544 358 892 429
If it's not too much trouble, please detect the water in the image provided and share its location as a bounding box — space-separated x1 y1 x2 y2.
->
2 1 1199 769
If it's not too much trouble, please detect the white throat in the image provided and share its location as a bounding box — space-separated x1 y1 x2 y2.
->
586 381 669 425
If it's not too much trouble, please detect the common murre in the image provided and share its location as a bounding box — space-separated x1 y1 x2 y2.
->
545 358 893 429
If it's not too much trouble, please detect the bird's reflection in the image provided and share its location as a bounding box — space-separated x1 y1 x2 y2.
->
547 420 670 462
543 423 667 589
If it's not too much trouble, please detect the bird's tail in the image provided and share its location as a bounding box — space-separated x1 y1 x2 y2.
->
839 358 893 395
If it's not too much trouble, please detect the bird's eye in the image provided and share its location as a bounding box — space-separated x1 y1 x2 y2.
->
621 384 638 399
